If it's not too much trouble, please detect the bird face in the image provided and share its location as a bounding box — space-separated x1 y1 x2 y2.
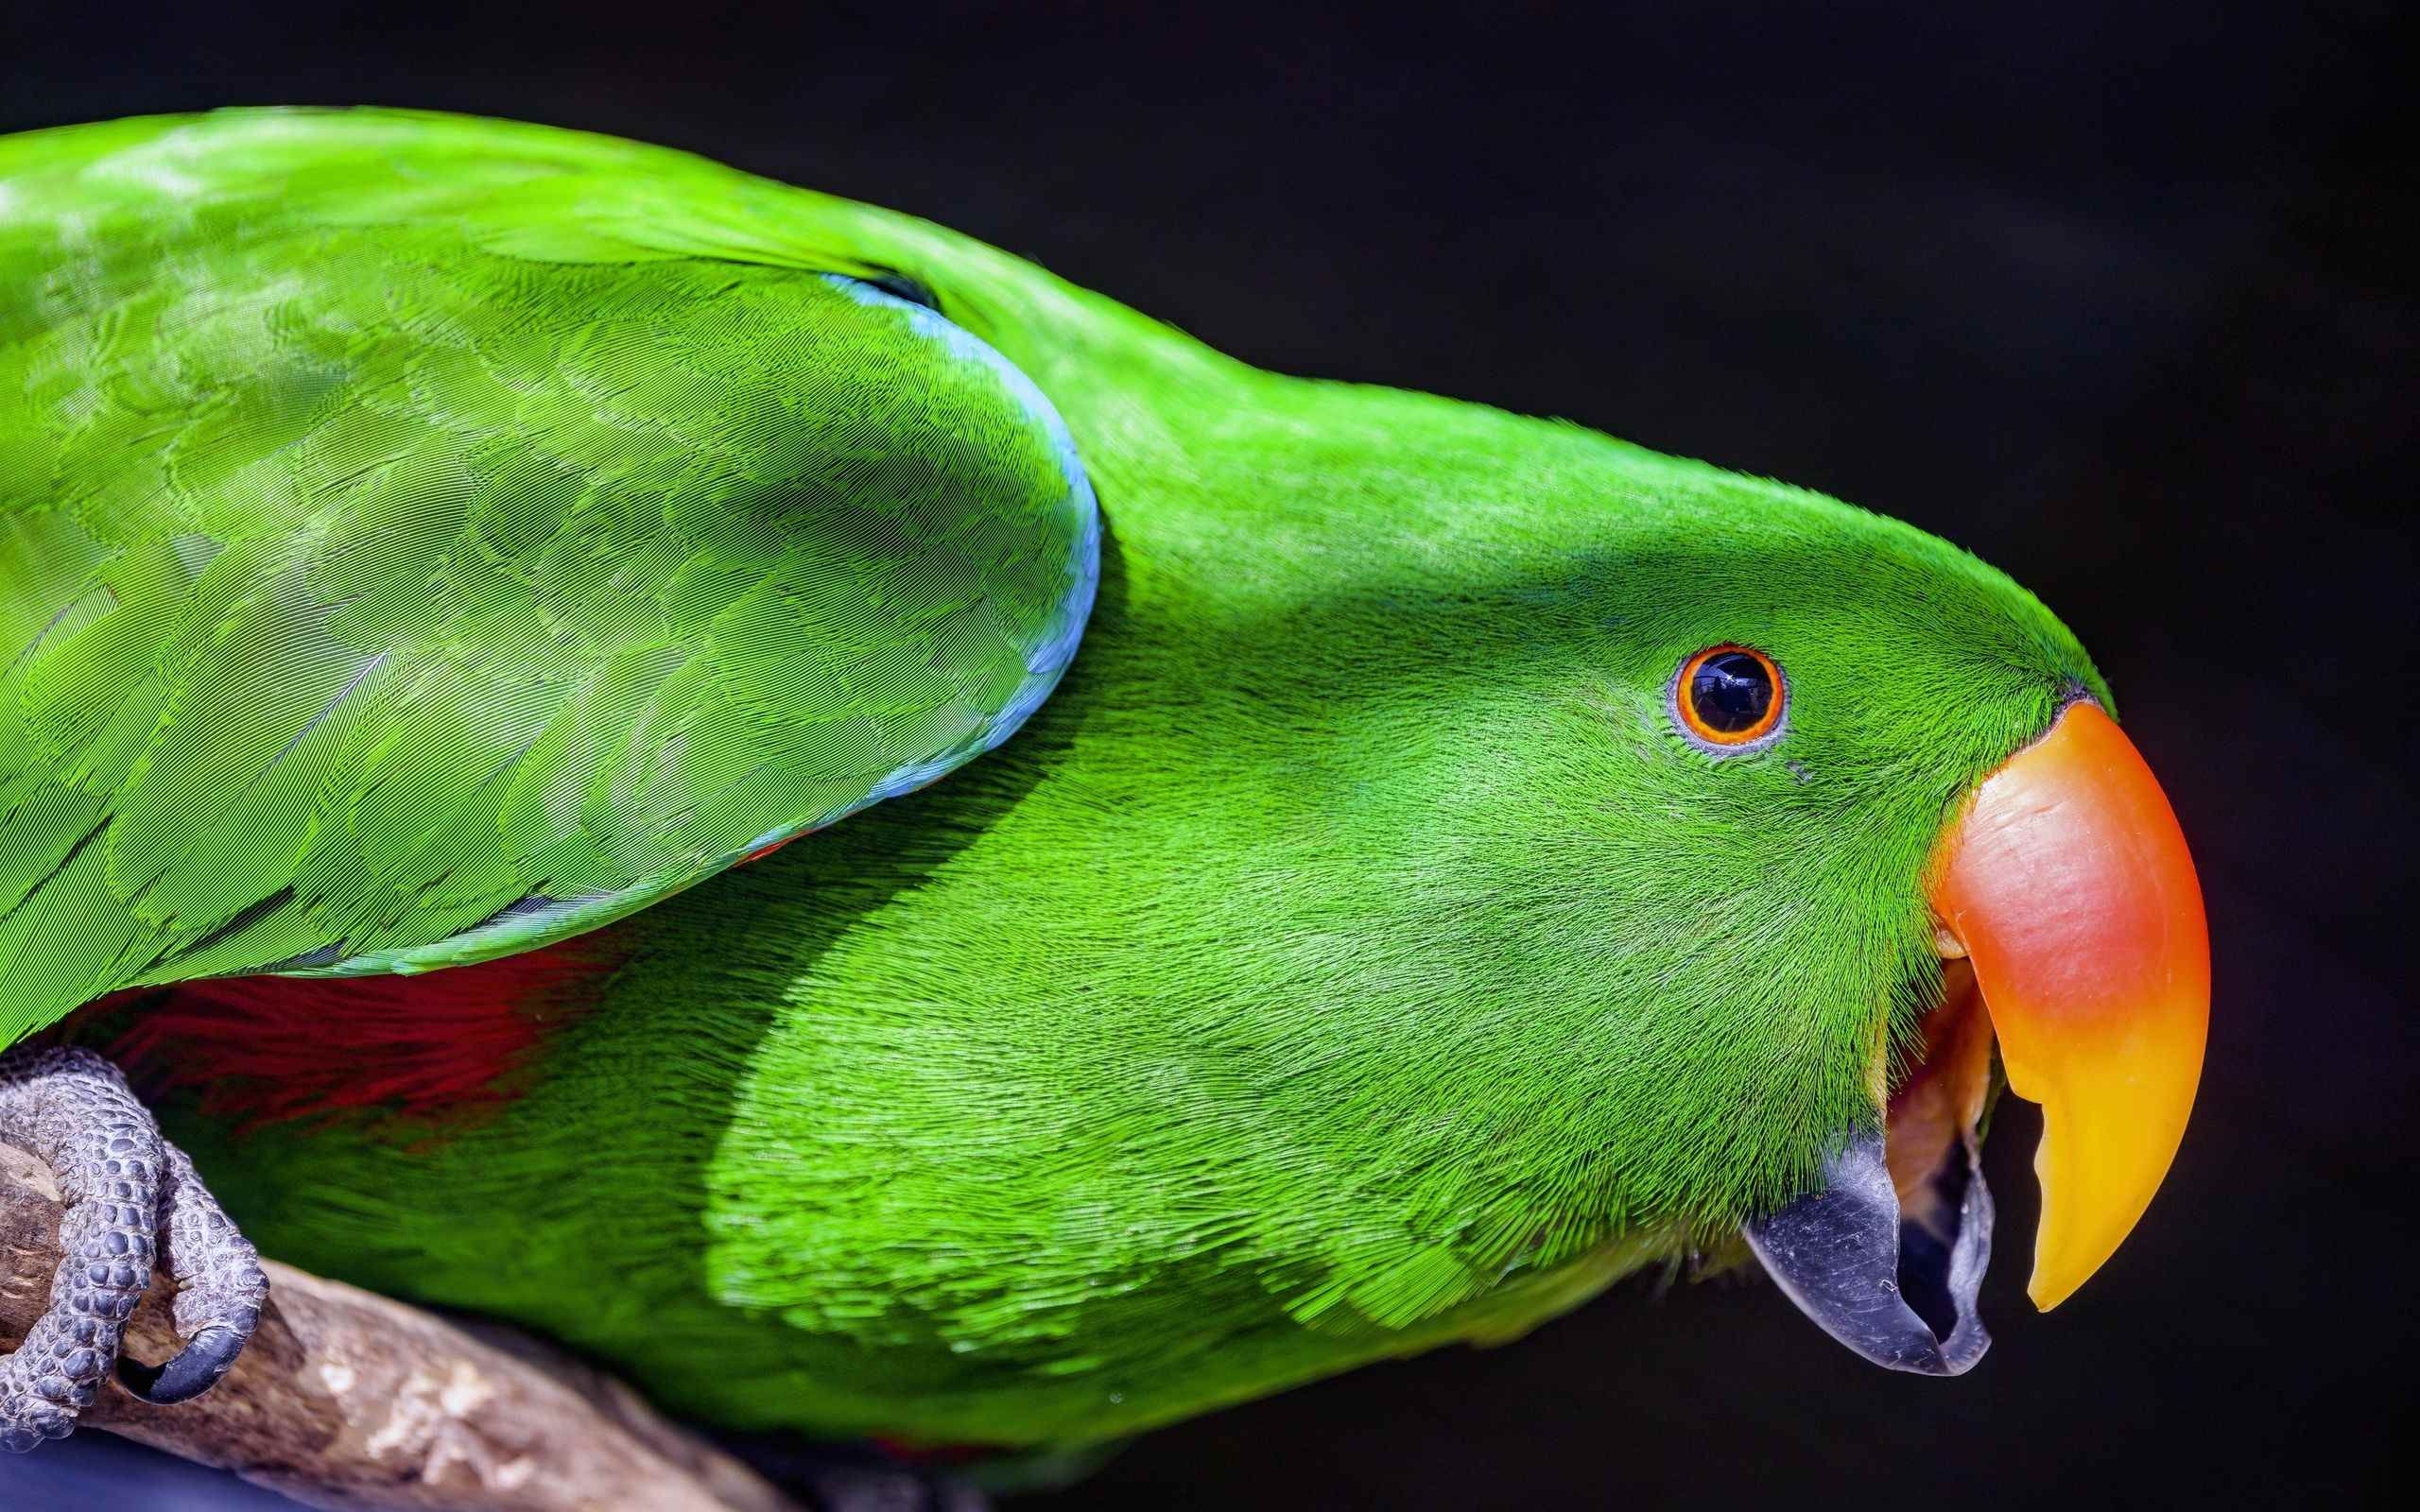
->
1394 468 2209 1374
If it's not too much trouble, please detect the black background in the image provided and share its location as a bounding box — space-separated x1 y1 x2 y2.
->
1 3 2411 1507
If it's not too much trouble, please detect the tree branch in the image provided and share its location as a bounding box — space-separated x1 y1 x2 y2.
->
3 1140 803 1512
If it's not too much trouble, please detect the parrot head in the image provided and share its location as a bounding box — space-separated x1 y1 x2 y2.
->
1212 425 2210 1374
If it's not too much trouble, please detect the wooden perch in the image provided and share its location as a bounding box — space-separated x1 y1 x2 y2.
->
2 1140 803 1512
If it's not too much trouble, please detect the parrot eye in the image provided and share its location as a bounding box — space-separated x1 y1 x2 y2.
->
1672 644 1788 750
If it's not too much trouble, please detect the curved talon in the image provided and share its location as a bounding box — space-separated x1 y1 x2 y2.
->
115 1324 248 1404
141 1141 268 1404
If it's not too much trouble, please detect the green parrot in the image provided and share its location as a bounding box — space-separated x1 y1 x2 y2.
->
0 109 2210 1471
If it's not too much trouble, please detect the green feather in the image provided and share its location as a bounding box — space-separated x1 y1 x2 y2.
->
1 111 1098 1035
13 111 2107 1448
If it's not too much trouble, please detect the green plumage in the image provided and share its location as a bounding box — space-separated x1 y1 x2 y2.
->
6 112 2106 1448
0 112 1096 1039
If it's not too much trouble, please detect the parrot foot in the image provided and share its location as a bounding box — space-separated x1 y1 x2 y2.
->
0 1045 267 1452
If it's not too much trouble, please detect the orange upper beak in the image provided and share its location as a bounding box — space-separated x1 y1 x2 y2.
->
1930 700 2210 1311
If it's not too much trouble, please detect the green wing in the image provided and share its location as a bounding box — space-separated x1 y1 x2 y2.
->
0 112 1098 1043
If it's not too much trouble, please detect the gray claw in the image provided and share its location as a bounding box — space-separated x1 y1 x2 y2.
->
117 1323 248 1405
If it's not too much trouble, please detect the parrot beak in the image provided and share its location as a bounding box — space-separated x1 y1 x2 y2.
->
1745 698 2208 1371
1930 698 2210 1310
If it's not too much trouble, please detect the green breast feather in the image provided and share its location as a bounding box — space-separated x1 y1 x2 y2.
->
0 112 1098 1043
8 111 2114 1451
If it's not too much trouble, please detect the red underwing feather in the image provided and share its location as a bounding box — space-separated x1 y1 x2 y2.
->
106 937 622 1127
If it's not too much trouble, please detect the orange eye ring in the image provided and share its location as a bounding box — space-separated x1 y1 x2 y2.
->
1672 644 1789 749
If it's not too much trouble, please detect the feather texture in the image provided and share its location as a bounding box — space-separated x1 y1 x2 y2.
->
21 111 2112 1450
1 112 1098 1040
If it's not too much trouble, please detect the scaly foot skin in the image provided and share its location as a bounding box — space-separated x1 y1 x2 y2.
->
0 1045 268 1452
